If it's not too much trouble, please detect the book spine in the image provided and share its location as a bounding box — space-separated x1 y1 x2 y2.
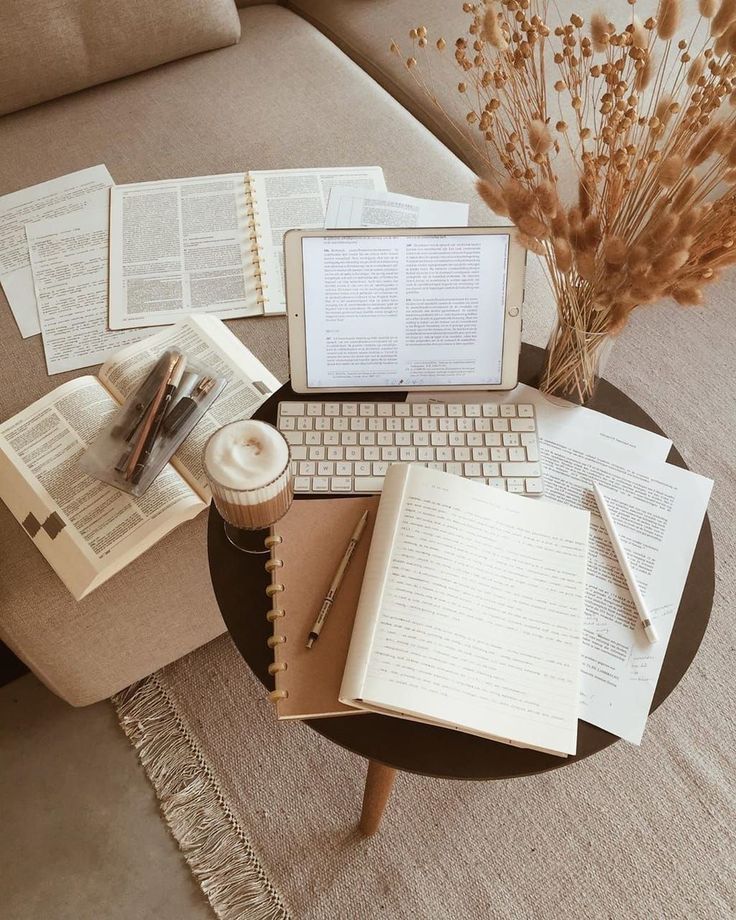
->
244 174 268 311
264 530 288 706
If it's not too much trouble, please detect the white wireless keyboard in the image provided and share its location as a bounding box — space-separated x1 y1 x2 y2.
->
276 401 543 496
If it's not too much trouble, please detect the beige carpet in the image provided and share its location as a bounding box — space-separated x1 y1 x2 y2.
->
113 276 735 920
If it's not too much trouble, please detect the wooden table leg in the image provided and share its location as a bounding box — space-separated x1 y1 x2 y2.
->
359 760 397 836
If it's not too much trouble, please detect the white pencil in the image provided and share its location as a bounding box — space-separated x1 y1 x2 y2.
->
592 483 659 645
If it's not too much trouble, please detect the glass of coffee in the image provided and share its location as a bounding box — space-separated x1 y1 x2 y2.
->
203 419 293 554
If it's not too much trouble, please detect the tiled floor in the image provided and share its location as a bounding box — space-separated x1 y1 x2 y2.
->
0 675 212 920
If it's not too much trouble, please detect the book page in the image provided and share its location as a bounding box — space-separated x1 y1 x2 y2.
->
98 315 280 498
0 165 113 337
0 378 205 599
341 464 590 756
324 187 469 229
249 166 387 315
108 174 261 329
302 233 510 388
26 208 149 374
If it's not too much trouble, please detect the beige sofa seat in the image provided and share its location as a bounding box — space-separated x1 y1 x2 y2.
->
0 4 490 705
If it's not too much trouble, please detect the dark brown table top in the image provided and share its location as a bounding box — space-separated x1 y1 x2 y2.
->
207 343 714 780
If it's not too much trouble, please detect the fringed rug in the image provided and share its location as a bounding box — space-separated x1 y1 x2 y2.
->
113 628 734 920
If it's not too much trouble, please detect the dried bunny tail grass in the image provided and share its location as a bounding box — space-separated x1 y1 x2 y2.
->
659 154 683 185
553 237 573 273
482 6 509 50
536 180 558 216
604 237 627 265
528 119 552 154
581 214 602 250
517 213 549 239
655 94 675 124
699 0 718 16
608 302 633 334
514 232 546 255
590 11 609 53
575 250 597 282
476 178 509 216
630 15 647 49
653 248 691 275
687 54 706 86
687 123 724 165
634 52 655 91
657 0 681 40
578 177 594 218
672 175 698 209
503 180 536 224
551 210 569 239
671 285 705 304
711 0 736 36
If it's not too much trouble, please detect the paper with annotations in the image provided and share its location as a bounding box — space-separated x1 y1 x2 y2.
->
323 187 469 229
0 165 114 338
410 384 712 744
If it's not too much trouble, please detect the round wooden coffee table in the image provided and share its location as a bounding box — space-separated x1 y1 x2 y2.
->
207 343 714 833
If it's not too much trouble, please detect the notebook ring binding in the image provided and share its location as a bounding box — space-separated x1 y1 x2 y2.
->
264 558 283 572
266 607 285 622
264 534 282 548
268 689 288 701
266 583 285 597
267 634 286 648
244 174 266 298
268 661 287 675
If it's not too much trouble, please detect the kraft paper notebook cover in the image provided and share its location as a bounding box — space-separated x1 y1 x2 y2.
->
266 496 379 720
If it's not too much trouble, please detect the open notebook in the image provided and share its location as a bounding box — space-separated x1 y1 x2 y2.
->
268 465 590 756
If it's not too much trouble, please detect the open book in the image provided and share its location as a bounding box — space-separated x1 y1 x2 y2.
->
108 167 386 329
339 464 591 757
0 315 279 600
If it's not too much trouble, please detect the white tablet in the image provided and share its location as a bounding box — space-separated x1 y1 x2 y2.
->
284 227 525 393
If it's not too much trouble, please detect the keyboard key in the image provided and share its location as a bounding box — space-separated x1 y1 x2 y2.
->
412 403 428 416
484 432 502 446
517 404 534 417
394 403 410 416
308 446 325 460
279 417 295 430
331 477 352 491
502 432 520 447
317 462 333 476
382 446 399 461
400 447 417 461
336 462 352 476
482 403 499 417
501 462 541 478
474 418 491 431
284 431 304 446
429 403 446 416
293 476 311 492
312 477 329 491
439 418 456 431
520 432 537 446
299 461 316 476
353 477 384 492
291 445 307 460
377 403 393 416
466 404 481 416
377 432 393 445
457 418 473 432
491 447 508 462
482 462 500 477
333 417 348 431
431 432 448 446
279 402 304 415
341 431 357 445
525 478 544 493
445 462 462 475
506 477 525 493
364 446 380 461
327 446 343 460
501 404 517 417
346 446 361 461
448 404 463 416
464 462 482 477
509 447 526 462
526 442 540 462
359 432 376 445
368 417 384 430
315 417 330 430
454 447 471 461
373 462 389 476
418 447 433 461
305 431 321 445
355 462 371 476
488 478 506 489
323 431 339 446
492 418 509 431
395 432 411 446
413 432 429 446
428 462 444 471
403 417 419 431
466 433 483 446
510 418 536 432
307 403 322 416
350 417 366 430
359 403 375 416
324 403 340 416
436 447 452 461
472 447 490 462
297 417 313 430
421 417 438 430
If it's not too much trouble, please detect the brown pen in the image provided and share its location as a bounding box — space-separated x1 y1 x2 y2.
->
124 352 178 480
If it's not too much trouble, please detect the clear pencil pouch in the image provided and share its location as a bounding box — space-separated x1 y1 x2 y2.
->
81 348 226 496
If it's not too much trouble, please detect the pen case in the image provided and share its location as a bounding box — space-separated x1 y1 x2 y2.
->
80 348 226 496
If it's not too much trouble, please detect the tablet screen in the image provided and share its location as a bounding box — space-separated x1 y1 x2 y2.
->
301 233 510 389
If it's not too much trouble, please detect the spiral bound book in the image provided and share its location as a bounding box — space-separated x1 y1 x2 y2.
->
266 495 380 720
108 167 386 330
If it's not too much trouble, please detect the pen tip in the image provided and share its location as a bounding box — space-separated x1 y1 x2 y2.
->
306 638 314 649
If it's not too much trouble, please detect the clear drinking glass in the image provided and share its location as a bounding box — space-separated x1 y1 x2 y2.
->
203 420 293 554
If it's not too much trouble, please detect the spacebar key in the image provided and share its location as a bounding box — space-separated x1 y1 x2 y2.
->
353 476 384 493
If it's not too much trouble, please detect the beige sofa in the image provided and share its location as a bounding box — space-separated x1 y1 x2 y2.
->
0 0 493 705
1 1 730 708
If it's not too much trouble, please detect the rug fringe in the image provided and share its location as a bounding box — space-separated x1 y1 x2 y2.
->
113 675 290 920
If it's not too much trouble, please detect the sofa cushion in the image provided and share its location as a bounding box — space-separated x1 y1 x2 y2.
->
0 0 241 116
0 4 489 705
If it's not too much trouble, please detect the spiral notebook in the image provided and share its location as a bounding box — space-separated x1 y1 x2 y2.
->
108 167 386 330
266 496 379 720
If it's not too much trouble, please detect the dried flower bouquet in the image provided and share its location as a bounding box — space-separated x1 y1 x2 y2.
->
394 0 736 402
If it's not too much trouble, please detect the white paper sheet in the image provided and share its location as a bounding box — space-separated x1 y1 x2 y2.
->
323 187 469 229
409 386 712 743
0 165 114 337
27 209 149 375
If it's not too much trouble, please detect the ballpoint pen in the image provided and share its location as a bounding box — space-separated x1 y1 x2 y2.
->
123 352 179 481
164 376 216 434
307 509 369 649
130 354 187 484
593 482 659 644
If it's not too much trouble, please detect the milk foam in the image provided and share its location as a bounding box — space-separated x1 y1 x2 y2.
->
205 420 289 491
